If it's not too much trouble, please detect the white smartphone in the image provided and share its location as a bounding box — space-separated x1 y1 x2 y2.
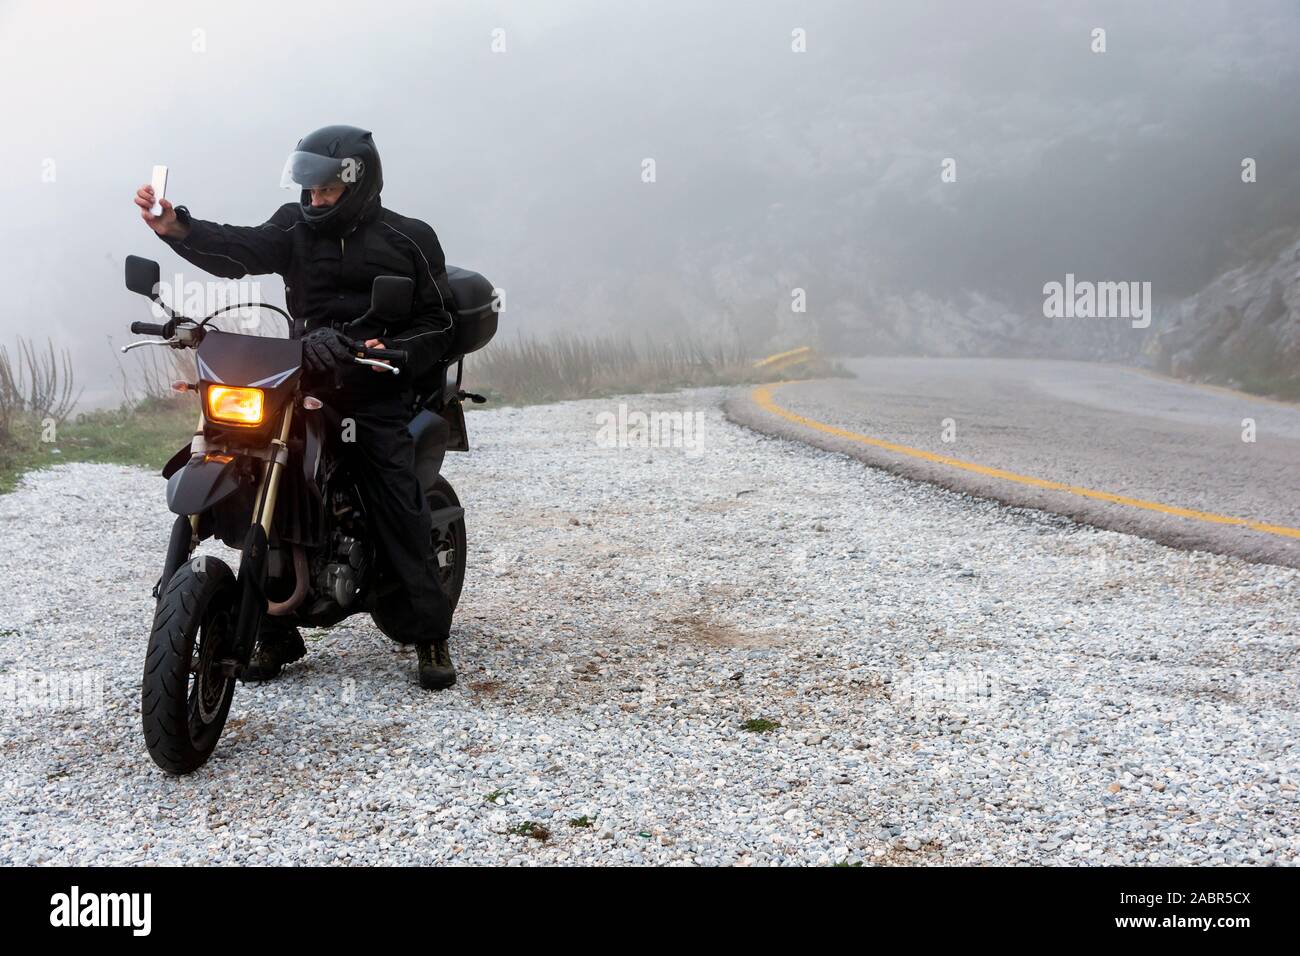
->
150 165 168 216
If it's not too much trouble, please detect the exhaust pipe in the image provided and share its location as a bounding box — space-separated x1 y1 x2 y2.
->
267 544 309 616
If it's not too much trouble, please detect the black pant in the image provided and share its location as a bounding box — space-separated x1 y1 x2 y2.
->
333 376 453 644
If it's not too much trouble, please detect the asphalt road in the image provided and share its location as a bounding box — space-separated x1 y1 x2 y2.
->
727 358 1300 568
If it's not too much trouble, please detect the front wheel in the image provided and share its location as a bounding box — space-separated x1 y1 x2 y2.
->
141 557 238 774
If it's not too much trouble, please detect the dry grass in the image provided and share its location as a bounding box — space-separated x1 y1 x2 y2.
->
464 332 845 406
0 338 82 438
108 338 198 409
0 337 197 494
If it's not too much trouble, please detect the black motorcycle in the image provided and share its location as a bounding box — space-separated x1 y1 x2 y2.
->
122 255 498 774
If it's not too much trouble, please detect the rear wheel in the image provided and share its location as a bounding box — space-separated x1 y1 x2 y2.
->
427 475 467 612
373 475 466 640
141 558 238 774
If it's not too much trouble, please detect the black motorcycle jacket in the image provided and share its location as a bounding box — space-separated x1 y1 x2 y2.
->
160 200 455 382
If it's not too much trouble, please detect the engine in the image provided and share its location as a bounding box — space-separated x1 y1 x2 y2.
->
316 530 369 609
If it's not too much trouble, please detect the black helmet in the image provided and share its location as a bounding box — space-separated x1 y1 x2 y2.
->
280 125 383 235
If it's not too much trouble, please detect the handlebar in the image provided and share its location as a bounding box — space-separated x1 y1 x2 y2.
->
357 345 408 365
124 317 410 372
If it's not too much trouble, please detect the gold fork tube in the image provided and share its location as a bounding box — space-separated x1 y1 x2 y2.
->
253 405 294 536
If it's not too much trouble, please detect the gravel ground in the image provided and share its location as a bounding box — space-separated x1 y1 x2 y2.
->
1 387 1298 865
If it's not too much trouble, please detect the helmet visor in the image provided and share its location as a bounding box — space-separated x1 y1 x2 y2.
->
280 151 364 190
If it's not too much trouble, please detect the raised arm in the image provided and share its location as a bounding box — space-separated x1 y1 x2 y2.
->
135 185 298 279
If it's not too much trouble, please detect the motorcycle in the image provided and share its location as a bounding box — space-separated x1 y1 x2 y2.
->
122 254 499 774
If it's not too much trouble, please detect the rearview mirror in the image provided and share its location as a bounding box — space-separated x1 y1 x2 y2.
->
370 276 413 319
125 255 161 298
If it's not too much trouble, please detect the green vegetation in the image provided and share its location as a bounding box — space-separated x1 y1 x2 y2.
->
508 821 551 842
0 398 195 494
0 337 196 494
741 717 781 734
1160 328 1300 403
1213 356 1300 402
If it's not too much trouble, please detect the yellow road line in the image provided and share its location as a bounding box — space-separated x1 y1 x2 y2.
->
751 381 1300 541
754 345 812 370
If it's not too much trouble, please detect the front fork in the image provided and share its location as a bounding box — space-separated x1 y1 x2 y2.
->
155 412 207 600
153 406 295 676
230 404 295 669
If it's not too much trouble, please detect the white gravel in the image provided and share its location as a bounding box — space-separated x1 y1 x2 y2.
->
1 387 1298 865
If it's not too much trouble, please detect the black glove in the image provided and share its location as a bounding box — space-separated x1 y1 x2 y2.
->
301 327 356 374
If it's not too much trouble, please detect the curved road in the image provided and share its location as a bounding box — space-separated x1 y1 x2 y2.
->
727 357 1300 568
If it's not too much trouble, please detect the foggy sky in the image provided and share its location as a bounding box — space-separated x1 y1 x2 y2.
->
2 0 1298 404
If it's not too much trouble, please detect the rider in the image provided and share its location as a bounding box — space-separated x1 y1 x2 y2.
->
134 125 459 690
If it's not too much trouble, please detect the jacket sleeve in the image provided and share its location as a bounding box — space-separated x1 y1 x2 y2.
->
160 203 300 279
378 219 456 380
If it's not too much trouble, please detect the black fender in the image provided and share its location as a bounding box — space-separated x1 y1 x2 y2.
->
408 407 450 491
429 504 465 534
154 513 194 600
161 443 193 479
442 399 469 452
166 455 245 516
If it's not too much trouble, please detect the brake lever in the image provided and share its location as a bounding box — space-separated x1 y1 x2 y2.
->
353 357 400 375
120 338 180 354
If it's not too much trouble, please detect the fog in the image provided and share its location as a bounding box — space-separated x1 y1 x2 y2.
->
2 0 1298 405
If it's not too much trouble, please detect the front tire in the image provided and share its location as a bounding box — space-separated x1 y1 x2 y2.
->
141 557 238 774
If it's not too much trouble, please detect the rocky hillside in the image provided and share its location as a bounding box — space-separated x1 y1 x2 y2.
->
1146 229 1300 400
816 290 1148 364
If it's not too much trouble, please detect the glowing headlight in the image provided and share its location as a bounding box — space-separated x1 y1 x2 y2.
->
206 385 264 426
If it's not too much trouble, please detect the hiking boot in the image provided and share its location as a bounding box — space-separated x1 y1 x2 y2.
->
242 620 306 682
416 637 456 690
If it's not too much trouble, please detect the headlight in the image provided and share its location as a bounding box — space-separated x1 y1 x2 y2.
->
206 385 264 426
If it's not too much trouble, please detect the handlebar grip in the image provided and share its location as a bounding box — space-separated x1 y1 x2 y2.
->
361 347 407 365
130 321 168 336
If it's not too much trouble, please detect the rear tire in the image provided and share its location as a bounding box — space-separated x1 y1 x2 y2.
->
141 557 238 774
427 475 467 612
373 475 466 641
